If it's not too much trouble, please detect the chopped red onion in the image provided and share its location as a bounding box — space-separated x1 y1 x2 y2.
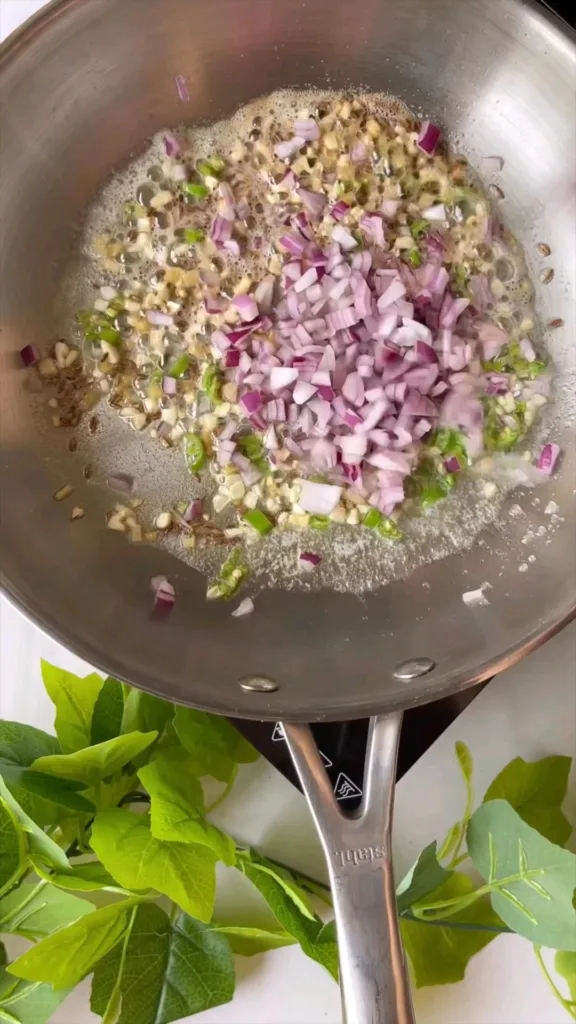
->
240 391 262 414
299 551 322 572
270 367 298 390
183 499 203 522
20 345 40 367
147 310 174 327
519 338 536 362
536 443 560 475
232 294 259 322
293 380 317 405
162 376 177 395
332 225 357 250
164 134 181 158
297 188 327 217
445 456 461 473
422 203 447 222
298 480 342 515
417 121 441 155
232 597 255 618
275 136 306 160
331 201 350 221
175 75 189 102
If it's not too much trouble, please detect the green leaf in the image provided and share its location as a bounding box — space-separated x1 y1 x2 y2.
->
210 925 296 956
238 854 338 979
0 723 65 829
31 859 127 895
90 903 235 1024
0 881 93 939
0 778 69 874
483 756 572 846
555 951 576 1003
0 973 70 1024
90 678 125 745
239 851 316 920
32 731 158 789
467 799 576 950
0 798 26 897
90 809 217 922
401 873 502 988
121 691 174 738
0 723 60 767
0 764 94 814
7 898 144 988
174 708 258 783
138 750 236 866
396 842 453 913
40 661 104 753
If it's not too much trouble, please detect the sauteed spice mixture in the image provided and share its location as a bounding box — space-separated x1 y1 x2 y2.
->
32 94 561 596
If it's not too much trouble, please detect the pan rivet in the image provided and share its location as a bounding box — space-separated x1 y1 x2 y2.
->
393 658 435 681
238 675 279 693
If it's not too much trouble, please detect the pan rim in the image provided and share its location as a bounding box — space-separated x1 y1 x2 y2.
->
1 0 575 721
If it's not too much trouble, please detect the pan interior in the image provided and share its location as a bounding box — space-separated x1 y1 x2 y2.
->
0 0 575 720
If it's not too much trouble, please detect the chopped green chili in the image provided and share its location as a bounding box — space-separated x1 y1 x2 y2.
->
185 433 206 472
363 508 402 539
207 547 248 600
166 354 190 379
183 228 205 244
201 364 222 404
406 249 423 268
78 311 121 347
197 156 225 179
243 509 274 535
410 219 429 241
309 515 330 531
183 182 210 201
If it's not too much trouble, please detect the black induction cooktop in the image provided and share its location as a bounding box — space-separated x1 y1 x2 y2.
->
229 0 574 806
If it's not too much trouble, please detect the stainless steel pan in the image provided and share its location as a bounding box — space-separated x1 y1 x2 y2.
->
1 1 575 1021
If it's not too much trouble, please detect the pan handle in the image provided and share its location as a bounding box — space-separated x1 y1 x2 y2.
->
282 714 414 1024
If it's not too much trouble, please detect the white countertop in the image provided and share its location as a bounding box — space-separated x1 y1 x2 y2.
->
1 3 575 1020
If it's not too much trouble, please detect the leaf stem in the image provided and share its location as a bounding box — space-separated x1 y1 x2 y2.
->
0 879 47 930
411 865 545 922
206 766 238 815
533 945 576 1020
400 909 511 934
101 906 138 1024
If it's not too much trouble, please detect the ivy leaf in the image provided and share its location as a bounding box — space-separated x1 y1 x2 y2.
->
238 853 338 979
0 881 93 939
31 731 158 789
483 756 572 846
0 723 60 766
555 951 576 1003
0 797 26 896
90 903 235 1024
401 873 503 988
396 842 453 913
0 778 70 874
467 799 576 950
138 750 236 866
122 690 175 737
6 898 144 988
40 661 103 753
0 764 94 814
174 708 258 783
90 678 125 745
90 809 217 922
210 925 296 956
0 972 70 1024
